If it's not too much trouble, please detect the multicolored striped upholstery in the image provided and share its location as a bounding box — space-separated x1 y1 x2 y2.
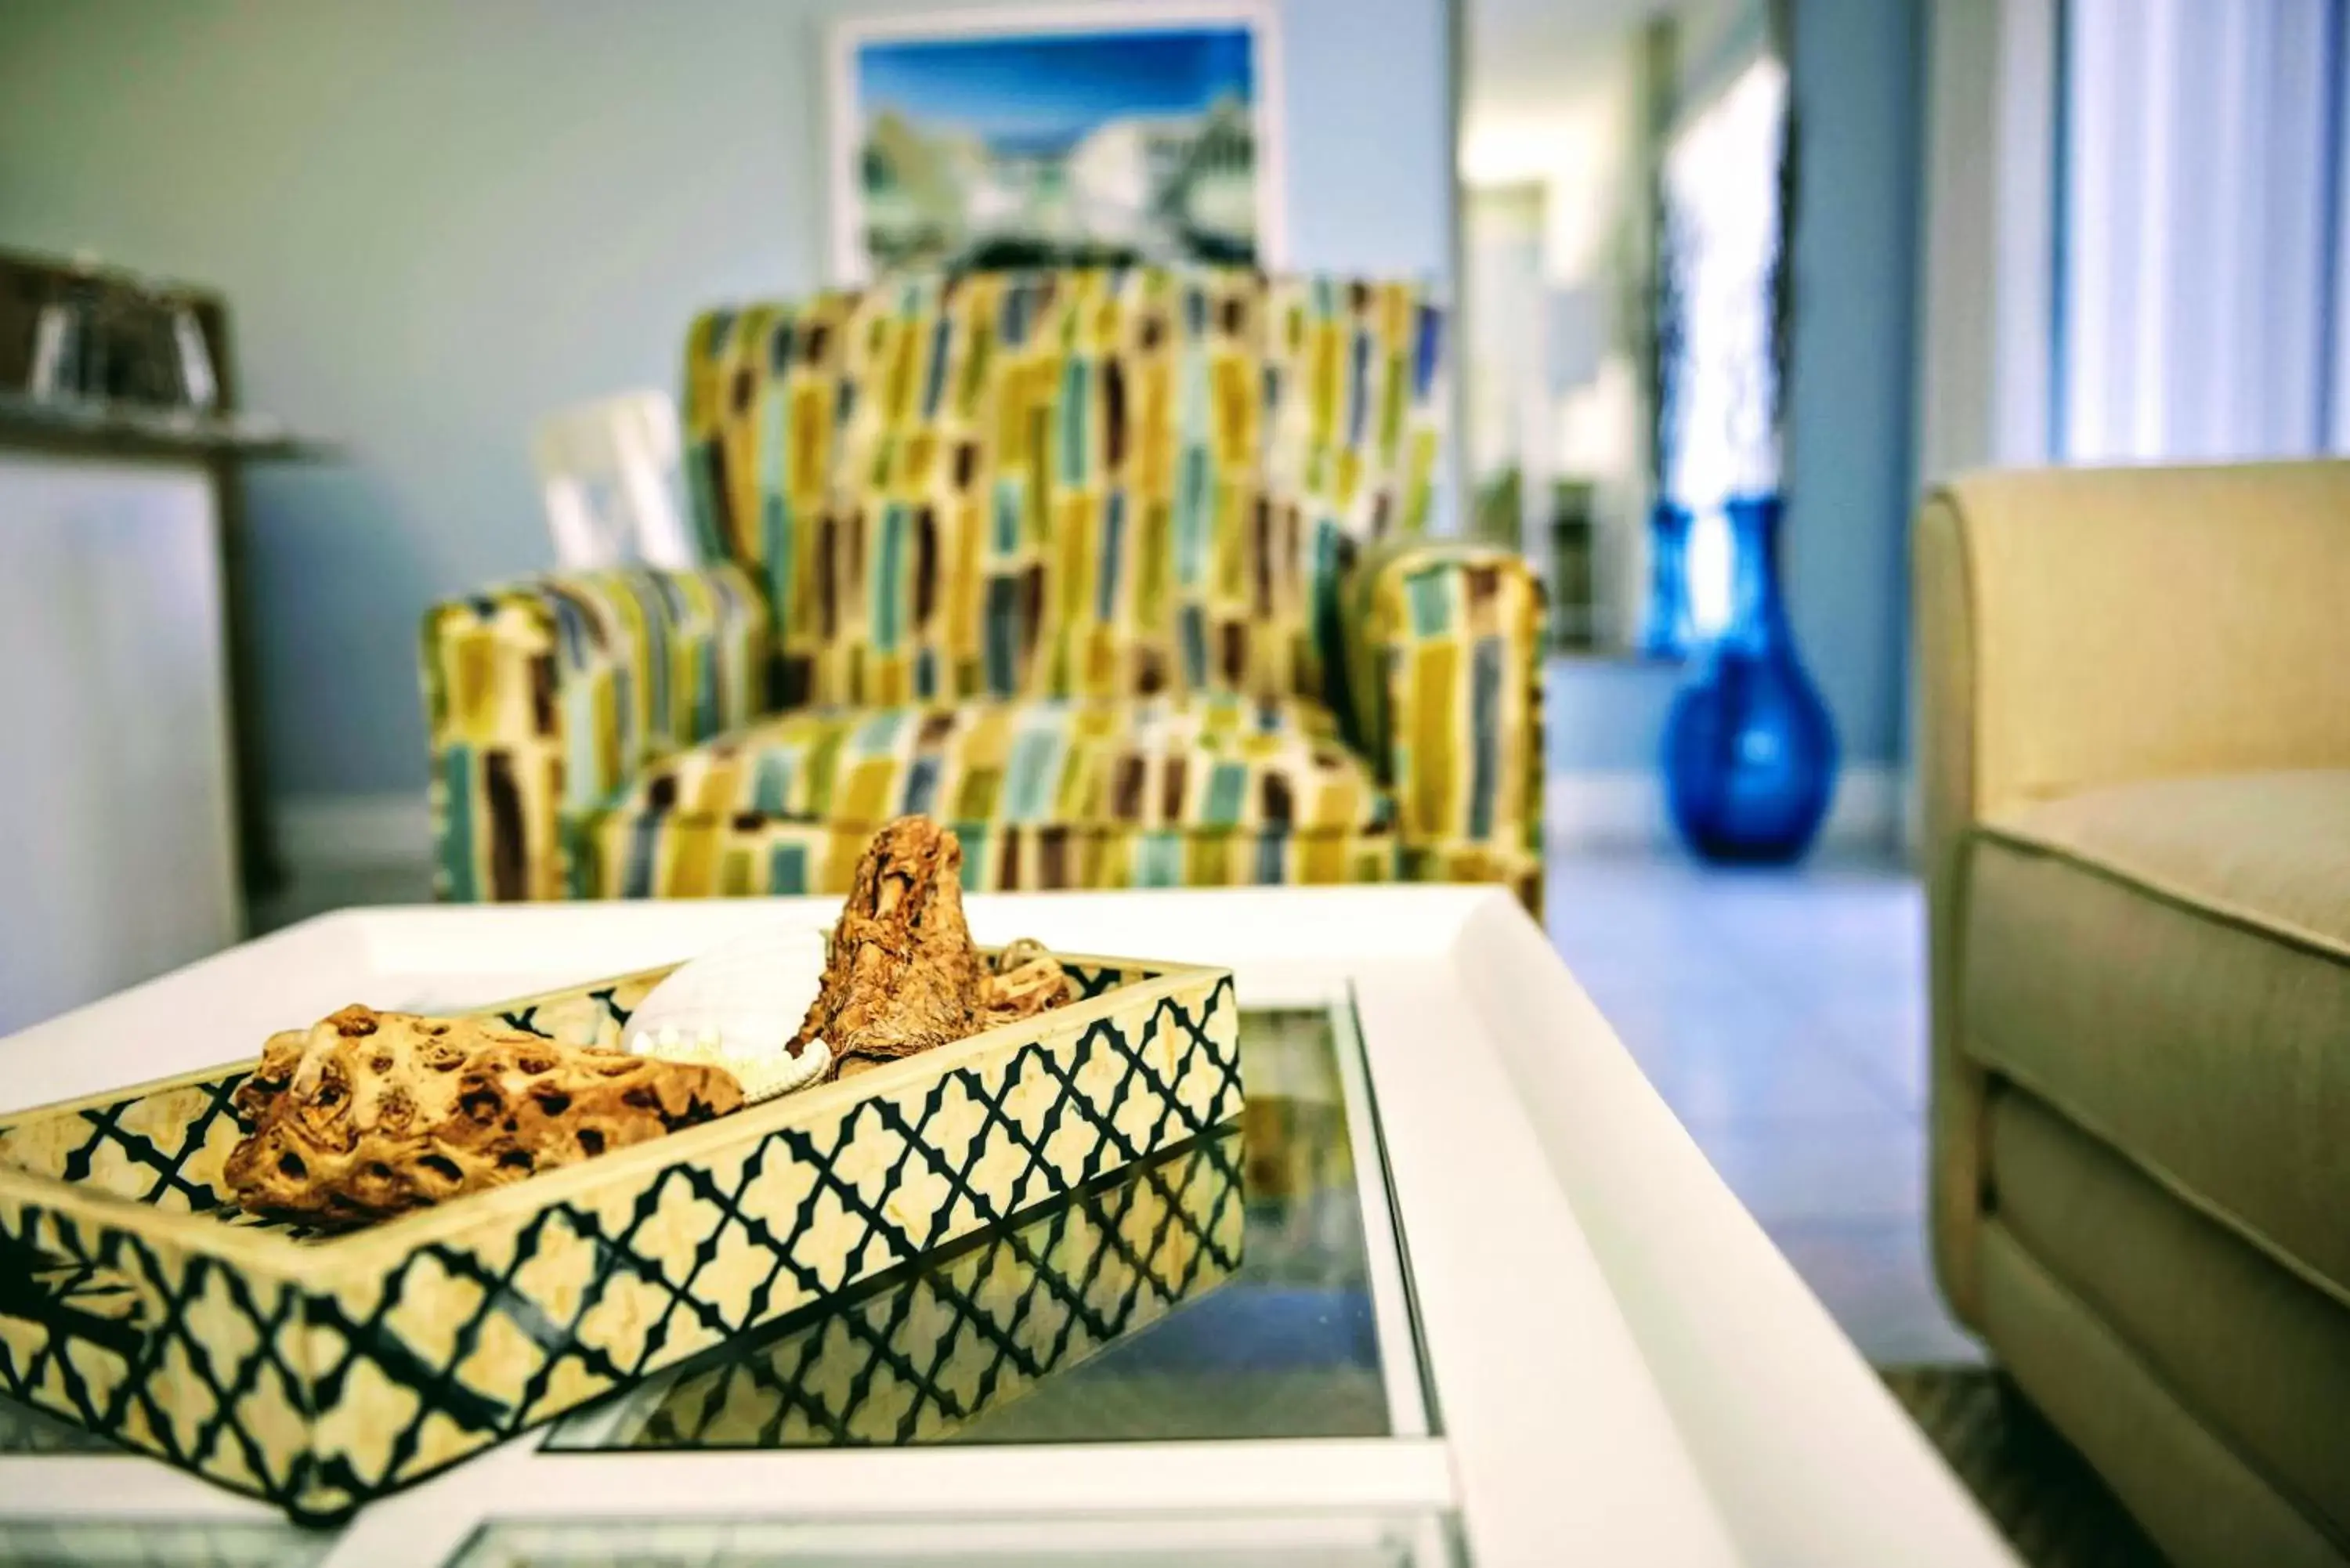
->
1344 541 1546 909
421 267 1542 908
421 565 767 899
682 269 1444 715
564 692 1395 899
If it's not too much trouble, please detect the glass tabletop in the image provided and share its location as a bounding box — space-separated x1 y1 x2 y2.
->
0 1520 330 1568
543 1005 1419 1450
0 1396 114 1455
0 1515 1459 1568
445 1512 1459 1567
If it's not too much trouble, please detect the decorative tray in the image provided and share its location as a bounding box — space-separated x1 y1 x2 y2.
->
564 1125 1245 1451
0 948 1239 1521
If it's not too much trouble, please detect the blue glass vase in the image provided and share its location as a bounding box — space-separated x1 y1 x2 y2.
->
1661 494 1838 864
1636 499 1694 659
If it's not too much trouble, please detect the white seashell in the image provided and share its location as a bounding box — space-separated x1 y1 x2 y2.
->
625 924 832 1104
728 1038 831 1102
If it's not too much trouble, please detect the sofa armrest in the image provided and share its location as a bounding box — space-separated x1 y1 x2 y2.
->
420 562 769 900
1921 462 2350 844
1916 460 2350 1324
1341 540 1546 910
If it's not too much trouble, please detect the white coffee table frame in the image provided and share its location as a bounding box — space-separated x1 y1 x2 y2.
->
0 887 2016 1568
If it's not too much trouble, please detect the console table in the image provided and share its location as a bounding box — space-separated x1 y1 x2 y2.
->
0 253 324 1032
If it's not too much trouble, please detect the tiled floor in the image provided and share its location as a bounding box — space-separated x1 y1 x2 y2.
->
1548 850 1984 1366
258 849 1982 1365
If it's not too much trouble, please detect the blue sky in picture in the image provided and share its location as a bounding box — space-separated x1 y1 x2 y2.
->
857 28 1255 152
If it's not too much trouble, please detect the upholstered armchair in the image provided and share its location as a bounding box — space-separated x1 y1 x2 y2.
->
421 268 1544 906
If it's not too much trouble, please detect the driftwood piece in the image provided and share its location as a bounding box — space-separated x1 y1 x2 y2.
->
222 1005 743 1226
979 936 1076 1024
791 818 1075 1077
790 816 984 1075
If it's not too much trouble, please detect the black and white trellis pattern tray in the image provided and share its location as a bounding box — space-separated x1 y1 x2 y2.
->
564 1125 1246 1451
0 948 1241 1522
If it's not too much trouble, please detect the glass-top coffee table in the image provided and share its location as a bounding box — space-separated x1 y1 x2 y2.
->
0 888 2016 1567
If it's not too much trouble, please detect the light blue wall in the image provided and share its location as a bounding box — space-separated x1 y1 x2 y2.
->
1780 0 1924 768
1546 659 1685 771
0 0 1453 804
1546 0 1924 774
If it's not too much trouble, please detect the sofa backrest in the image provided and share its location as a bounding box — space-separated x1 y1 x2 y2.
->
682 266 1445 711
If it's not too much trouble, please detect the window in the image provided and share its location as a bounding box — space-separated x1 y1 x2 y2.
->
2057 0 2350 460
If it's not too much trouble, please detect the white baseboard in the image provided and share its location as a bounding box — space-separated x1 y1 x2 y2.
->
277 792 433 873
1545 765 1904 854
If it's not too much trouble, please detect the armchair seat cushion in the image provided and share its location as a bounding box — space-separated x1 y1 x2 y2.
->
1964 770 2350 1304
568 692 1398 898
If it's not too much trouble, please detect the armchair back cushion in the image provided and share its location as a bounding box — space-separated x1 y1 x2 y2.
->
682 268 1444 717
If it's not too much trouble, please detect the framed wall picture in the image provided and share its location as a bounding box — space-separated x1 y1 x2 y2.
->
826 2 1285 280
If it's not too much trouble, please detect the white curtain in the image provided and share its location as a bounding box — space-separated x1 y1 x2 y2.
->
1664 54 1789 515
2060 0 2346 461
1664 55 1788 638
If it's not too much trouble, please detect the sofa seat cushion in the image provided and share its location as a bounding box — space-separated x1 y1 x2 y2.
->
567 692 1399 897
1965 770 2350 1306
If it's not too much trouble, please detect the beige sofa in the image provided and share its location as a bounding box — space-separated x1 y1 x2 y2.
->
1918 461 2350 1568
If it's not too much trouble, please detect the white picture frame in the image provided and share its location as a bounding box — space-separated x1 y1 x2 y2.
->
825 0 1288 283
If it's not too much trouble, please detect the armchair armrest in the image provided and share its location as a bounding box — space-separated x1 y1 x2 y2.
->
1916 460 2350 1322
420 562 769 900
1341 540 1546 910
